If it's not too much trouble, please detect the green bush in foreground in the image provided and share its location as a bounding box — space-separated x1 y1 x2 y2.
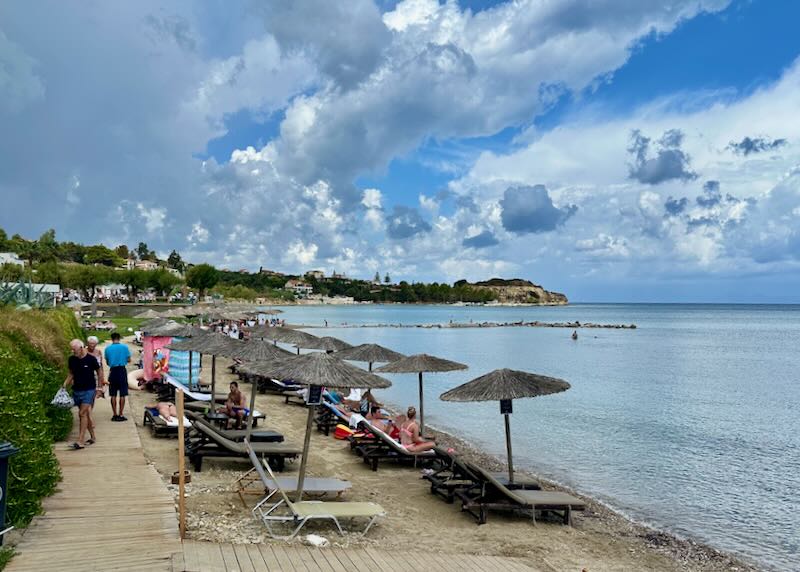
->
0 308 79 527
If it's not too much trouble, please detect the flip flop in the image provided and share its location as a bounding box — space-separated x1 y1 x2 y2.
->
86 439 95 445
71 443 85 450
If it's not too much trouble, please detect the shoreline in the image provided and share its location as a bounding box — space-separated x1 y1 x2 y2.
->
414 414 760 572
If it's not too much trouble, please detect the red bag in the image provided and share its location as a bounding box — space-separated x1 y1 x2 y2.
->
333 424 355 440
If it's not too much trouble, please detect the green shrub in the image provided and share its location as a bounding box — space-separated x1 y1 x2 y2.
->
0 308 80 527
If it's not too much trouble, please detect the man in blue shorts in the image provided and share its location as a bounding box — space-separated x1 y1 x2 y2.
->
63 339 100 449
104 332 132 422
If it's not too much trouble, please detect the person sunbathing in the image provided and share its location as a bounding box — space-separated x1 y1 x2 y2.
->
147 401 179 422
398 406 435 452
219 381 248 429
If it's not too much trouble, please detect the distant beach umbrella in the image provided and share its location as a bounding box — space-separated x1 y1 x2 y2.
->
229 339 293 361
249 326 316 344
297 336 353 353
376 354 468 434
440 368 570 484
248 351 391 500
133 308 163 319
335 343 405 371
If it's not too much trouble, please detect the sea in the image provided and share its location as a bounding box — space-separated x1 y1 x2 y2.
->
269 303 799 571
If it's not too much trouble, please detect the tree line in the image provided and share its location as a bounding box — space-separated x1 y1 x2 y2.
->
0 227 496 303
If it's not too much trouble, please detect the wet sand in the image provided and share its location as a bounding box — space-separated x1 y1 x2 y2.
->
126 350 757 572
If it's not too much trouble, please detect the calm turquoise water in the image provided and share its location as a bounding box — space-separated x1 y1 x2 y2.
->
272 304 799 570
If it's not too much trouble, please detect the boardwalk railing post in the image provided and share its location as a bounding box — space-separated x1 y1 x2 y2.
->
177 389 186 539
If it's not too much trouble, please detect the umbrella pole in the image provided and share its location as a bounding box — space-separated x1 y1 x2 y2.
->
295 404 315 502
418 371 425 435
188 351 193 392
245 376 258 442
504 412 514 484
211 355 216 408
368 361 373 372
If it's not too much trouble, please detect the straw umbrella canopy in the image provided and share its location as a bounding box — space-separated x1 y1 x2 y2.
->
440 369 570 483
249 326 318 354
335 343 405 371
133 308 163 319
249 352 391 500
229 339 293 361
375 354 468 434
298 336 353 353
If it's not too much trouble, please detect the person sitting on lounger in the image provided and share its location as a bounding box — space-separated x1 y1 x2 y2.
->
398 406 435 452
220 381 248 429
366 405 391 431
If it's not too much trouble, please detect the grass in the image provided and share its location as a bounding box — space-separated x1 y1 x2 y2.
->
85 316 144 342
0 548 13 571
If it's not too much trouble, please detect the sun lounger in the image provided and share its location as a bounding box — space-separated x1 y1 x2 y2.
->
143 407 192 438
184 400 266 426
245 440 384 539
350 418 438 471
455 466 583 525
235 447 351 507
185 411 284 443
315 400 351 435
185 421 301 472
424 449 541 502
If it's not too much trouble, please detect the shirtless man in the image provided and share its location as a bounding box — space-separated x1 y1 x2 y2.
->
219 381 248 429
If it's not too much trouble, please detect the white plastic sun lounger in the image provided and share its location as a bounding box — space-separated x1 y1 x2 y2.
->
245 440 385 540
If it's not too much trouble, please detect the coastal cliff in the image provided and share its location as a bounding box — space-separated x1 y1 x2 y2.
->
462 278 569 305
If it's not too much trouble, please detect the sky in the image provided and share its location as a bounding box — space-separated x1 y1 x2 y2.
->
1 0 799 302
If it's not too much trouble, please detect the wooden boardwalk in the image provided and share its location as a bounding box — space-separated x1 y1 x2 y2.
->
179 540 536 572
7 396 183 571
8 388 536 571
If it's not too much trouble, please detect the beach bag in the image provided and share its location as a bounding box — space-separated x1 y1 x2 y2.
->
333 424 355 440
51 387 74 409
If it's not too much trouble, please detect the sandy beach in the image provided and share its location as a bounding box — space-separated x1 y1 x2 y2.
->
124 349 757 572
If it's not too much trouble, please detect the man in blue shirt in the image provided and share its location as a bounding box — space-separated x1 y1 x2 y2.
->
104 332 132 422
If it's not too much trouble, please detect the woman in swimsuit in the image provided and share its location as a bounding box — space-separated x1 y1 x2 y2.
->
398 406 435 452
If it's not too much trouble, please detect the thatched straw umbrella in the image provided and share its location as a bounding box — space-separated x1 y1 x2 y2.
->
230 339 293 361
133 308 163 319
376 354 467 434
335 343 405 371
250 352 391 499
440 369 570 483
298 336 352 354
249 326 318 354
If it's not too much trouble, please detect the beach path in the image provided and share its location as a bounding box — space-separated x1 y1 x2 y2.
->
6 395 183 572
179 540 537 571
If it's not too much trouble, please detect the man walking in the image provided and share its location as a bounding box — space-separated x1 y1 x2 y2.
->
63 339 100 449
105 332 132 421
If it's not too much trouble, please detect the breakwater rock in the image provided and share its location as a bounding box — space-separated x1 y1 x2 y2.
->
330 321 636 330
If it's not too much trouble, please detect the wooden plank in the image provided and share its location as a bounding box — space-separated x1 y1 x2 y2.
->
201 542 228 572
244 544 267 571
262 544 291 571
317 549 348 572
342 547 372 572
182 541 201 572
306 548 336 572
295 546 320 571
231 543 256 572
283 546 309 572
219 543 240 571
362 548 394 572
256 544 282 571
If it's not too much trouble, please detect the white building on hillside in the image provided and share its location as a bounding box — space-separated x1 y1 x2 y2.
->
0 252 24 267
